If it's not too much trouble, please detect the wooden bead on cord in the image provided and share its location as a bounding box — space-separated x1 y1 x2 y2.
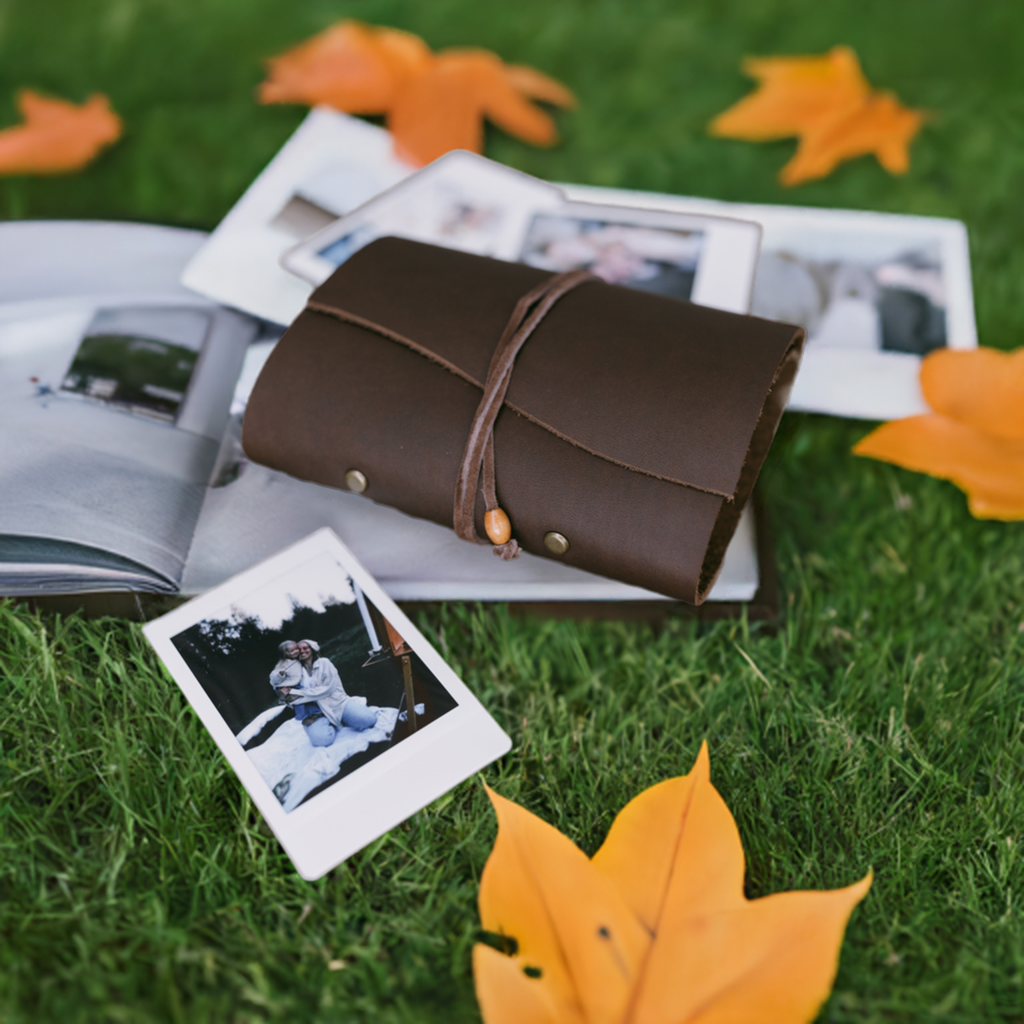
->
484 508 512 546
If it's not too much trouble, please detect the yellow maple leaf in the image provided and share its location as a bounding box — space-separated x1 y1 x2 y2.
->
0 90 121 175
474 743 872 1024
709 46 925 186
258 21 575 166
853 347 1024 520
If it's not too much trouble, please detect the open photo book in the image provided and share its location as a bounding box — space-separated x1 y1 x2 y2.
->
0 221 258 596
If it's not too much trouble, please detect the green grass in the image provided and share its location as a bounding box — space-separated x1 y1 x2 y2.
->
1 0 1023 1021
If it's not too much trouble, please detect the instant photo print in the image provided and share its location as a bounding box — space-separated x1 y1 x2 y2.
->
281 149 564 287
281 155 762 315
561 183 978 420
182 109 415 325
144 529 511 879
517 200 761 314
748 215 975 419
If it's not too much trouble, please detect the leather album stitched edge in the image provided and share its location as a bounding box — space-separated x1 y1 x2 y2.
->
304 298 735 501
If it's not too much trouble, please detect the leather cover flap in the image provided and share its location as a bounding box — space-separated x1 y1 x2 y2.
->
307 237 803 498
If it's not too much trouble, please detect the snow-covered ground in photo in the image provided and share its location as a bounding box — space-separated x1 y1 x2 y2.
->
236 703 290 745
238 701 400 812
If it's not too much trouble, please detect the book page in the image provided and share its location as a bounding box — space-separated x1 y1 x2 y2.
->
0 223 257 594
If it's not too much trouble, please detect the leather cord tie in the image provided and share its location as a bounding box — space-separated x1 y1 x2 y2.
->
453 269 597 559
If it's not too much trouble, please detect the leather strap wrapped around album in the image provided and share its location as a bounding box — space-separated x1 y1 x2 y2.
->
243 237 805 605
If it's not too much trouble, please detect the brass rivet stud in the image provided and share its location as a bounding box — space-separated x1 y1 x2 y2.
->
543 531 570 556
344 469 368 493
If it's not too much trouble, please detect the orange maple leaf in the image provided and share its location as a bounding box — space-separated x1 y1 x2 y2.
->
854 347 1024 519
259 21 575 166
388 49 569 166
0 90 121 175
780 91 924 186
709 46 925 186
258 21 432 113
709 46 870 141
474 742 872 1024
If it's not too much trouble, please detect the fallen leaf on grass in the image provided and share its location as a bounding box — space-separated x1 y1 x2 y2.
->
780 91 924 186
474 742 872 1024
919 346 1024 441
854 347 1024 519
259 21 575 166
709 46 870 141
503 64 578 109
258 21 432 112
710 46 925 185
388 50 564 166
0 90 121 175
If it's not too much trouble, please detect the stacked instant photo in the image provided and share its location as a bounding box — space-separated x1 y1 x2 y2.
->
186 107 977 425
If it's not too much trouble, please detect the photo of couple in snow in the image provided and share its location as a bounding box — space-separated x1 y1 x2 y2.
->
171 556 458 812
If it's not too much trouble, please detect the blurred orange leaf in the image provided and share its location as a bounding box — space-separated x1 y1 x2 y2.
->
259 21 575 166
0 90 121 175
854 348 1024 519
920 347 1024 442
503 64 578 109
709 46 925 185
389 49 563 166
709 46 870 141
780 91 924 186
474 742 872 1024
258 22 432 113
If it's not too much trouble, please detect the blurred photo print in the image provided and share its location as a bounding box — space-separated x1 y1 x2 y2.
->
281 148 563 287
313 179 507 270
752 240 947 357
59 306 210 424
143 529 510 879
748 211 977 421
268 161 409 241
520 209 704 302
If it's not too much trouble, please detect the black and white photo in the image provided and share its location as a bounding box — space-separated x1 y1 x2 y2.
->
745 212 977 420
751 240 947 357
170 555 458 812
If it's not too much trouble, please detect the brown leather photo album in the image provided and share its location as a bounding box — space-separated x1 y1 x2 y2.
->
243 237 805 605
